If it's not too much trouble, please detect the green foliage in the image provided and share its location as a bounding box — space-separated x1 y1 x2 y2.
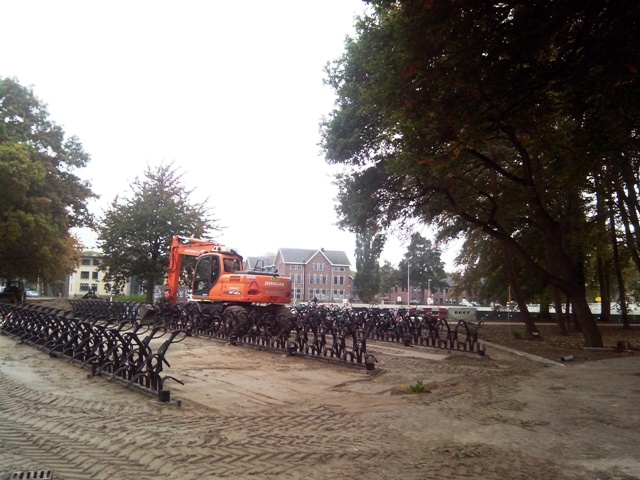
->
97 162 218 303
110 294 147 303
398 233 445 290
334 171 388 302
379 260 402 294
0 78 95 282
321 1 640 347
404 380 430 394
354 227 385 303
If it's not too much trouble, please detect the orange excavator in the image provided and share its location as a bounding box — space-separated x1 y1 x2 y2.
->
161 235 292 320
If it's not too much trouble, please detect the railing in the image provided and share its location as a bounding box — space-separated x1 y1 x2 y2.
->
150 302 485 369
0 303 185 401
363 306 485 355
1 300 485 403
67 299 142 322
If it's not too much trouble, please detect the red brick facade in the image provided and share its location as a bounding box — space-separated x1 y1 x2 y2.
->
274 248 353 303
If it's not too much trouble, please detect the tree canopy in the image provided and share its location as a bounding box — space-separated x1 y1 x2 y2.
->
398 233 446 291
0 78 95 282
97 162 218 303
321 1 640 347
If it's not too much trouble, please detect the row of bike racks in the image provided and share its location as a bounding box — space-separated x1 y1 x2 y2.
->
362 306 486 355
0 300 485 402
150 301 485 369
0 302 185 402
151 301 379 369
67 299 143 322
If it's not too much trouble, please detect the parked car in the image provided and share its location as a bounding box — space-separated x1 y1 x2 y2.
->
25 290 39 298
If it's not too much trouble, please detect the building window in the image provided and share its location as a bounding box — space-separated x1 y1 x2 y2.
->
80 271 90 279
92 272 99 280
93 259 101 266
321 275 327 285
333 266 345 272
91 284 98 291
333 276 344 285
290 264 303 270
80 283 90 291
81 259 90 266
313 263 324 271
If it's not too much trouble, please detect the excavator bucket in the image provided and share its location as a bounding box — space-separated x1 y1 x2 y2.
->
138 304 157 323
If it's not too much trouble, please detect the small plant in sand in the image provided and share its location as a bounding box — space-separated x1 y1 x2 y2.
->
403 380 430 394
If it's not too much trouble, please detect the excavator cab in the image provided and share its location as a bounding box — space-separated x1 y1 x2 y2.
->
191 253 243 300
192 254 221 297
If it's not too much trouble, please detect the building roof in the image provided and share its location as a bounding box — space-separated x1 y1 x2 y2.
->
278 248 351 266
244 256 275 269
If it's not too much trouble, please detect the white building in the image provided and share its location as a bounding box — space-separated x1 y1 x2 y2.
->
66 251 134 298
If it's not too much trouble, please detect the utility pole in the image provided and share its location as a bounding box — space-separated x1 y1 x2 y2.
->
407 260 410 307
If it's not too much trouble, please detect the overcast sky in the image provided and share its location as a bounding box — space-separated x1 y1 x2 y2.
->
3 0 459 270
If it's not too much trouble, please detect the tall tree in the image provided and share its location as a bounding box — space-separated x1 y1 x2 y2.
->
0 78 95 282
334 169 388 303
398 233 446 292
353 227 385 303
379 259 401 297
97 162 218 303
321 1 639 347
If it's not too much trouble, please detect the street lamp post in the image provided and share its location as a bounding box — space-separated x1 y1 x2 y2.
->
428 278 431 305
407 261 410 307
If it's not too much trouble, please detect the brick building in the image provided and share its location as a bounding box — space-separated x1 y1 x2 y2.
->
274 248 353 303
387 276 470 306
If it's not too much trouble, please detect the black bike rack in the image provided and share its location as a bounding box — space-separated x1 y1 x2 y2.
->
0 303 185 402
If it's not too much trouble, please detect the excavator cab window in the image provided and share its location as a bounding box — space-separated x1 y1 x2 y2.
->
223 258 240 273
193 255 220 296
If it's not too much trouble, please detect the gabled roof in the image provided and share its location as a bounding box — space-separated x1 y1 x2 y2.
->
278 248 351 266
244 255 275 268
320 250 351 266
278 248 317 264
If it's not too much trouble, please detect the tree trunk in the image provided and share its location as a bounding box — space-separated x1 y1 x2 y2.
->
610 203 630 329
597 256 611 323
502 247 538 337
552 287 568 335
539 293 552 320
568 288 603 348
595 186 611 323
617 161 640 273
566 298 577 332
146 274 155 304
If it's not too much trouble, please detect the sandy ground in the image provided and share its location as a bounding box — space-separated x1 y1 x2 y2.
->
1 306 640 480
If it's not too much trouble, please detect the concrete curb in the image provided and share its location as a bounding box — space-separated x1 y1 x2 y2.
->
481 340 566 367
